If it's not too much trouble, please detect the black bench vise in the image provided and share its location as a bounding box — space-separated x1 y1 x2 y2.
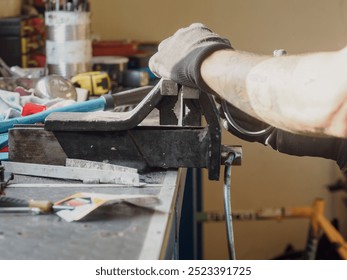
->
8 79 241 180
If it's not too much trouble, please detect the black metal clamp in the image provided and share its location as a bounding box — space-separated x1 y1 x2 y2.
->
37 79 242 180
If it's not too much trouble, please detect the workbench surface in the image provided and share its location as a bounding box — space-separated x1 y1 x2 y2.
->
0 169 186 260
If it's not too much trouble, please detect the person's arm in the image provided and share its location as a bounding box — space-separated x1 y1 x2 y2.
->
201 49 347 138
149 23 347 138
149 23 347 173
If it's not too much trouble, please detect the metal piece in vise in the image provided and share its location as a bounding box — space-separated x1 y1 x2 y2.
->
158 79 179 125
157 80 201 126
179 86 201 126
160 79 179 96
44 80 163 132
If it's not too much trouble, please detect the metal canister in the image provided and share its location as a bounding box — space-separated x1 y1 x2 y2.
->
45 11 92 78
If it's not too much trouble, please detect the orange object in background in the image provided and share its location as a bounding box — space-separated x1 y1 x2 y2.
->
92 40 140 57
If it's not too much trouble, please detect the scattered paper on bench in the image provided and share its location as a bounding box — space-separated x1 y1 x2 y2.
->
54 192 160 222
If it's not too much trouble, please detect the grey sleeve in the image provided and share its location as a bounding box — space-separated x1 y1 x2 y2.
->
265 129 346 171
218 100 347 174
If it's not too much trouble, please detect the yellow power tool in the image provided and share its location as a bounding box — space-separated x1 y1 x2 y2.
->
71 71 111 96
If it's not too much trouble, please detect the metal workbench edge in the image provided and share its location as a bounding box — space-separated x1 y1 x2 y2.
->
139 168 187 260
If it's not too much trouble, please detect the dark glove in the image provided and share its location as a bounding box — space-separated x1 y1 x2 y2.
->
149 23 232 91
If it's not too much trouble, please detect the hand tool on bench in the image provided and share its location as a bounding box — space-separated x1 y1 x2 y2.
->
0 196 74 214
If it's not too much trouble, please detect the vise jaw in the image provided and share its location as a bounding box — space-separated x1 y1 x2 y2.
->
8 79 241 180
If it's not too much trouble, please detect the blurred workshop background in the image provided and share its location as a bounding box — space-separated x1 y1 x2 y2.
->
1 0 346 259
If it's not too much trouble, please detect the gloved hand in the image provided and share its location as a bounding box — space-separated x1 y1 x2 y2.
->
149 23 232 91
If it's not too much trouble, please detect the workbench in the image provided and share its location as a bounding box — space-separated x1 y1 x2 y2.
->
0 168 187 260
0 80 218 260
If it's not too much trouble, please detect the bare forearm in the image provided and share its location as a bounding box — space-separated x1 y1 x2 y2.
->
201 48 347 138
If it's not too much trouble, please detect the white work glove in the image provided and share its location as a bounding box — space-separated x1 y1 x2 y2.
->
149 23 232 92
